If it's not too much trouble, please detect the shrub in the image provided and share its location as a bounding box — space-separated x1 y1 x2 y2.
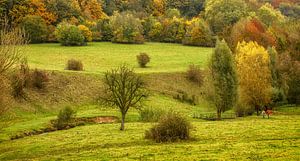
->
21 15 48 43
95 18 112 41
160 17 185 43
54 106 76 130
186 64 203 85
78 25 92 42
139 107 166 122
234 101 255 117
173 90 199 105
183 18 215 47
11 60 30 98
31 69 49 89
110 12 144 44
148 21 163 41
66 59 83 71
145 112 191 142
137 53 150 68
55 23 85 46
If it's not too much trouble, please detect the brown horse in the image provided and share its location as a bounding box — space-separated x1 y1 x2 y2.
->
262 110 273 119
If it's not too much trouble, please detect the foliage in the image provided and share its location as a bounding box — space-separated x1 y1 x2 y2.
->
96 18 113 41
76 0 107 20
110 12 144 44
101 65 147 130
0 20 27 74
286 61 300 105
45 0 81 24
204 0 248 33
78 25 92 42
207 40 238 119
268 47 280 87
21 15 49 43
165 8 181 18
31 69 49 89
29 0 57 25
160 17 185 43
270 20 300 61
54 106 76 130
183 18 214 47
148 20 163 41
145 112 191 142
235 41 272 115
257 3 285 26
229 17 276 50
55 23 85 46
186 64 203 85
153 0 166 16
66 59 83 71
136 53 150 68
279 3 300 19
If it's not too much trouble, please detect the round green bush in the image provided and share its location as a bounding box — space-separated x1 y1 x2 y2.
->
21 15 48 43
55 23 85 46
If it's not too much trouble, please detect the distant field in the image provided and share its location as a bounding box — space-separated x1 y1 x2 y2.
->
25 42 212 73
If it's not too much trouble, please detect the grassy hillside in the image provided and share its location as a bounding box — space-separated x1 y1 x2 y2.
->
26 42 212 74
1 42 299 160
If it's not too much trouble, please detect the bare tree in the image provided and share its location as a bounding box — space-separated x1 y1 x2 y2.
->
101 65 147 130
0 18 27 74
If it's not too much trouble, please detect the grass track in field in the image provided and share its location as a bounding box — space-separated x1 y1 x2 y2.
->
26 42 212 74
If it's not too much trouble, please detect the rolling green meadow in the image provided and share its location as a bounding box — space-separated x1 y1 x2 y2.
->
0 42 299 160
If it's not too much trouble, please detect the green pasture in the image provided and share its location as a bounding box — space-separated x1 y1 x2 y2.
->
25 42 212 74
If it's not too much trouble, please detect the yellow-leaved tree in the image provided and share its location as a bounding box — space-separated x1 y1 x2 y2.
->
235 41 272 115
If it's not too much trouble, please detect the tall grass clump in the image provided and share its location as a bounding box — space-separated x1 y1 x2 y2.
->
186 64 203 85
54 106 76 130
31 69 49 89
66 59 83 71
145 112 191 142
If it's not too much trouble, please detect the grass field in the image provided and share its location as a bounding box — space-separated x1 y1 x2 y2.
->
1 42 299 160
25 42 212 73
0 104 299 160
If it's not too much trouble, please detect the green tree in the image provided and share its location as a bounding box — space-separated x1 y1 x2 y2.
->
101 65 147 130
206 40 238 120
21 15 49 43
204 0 248 33
183 18 214 47
257 3 285 26
45 0 80 24
110 12 144 44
